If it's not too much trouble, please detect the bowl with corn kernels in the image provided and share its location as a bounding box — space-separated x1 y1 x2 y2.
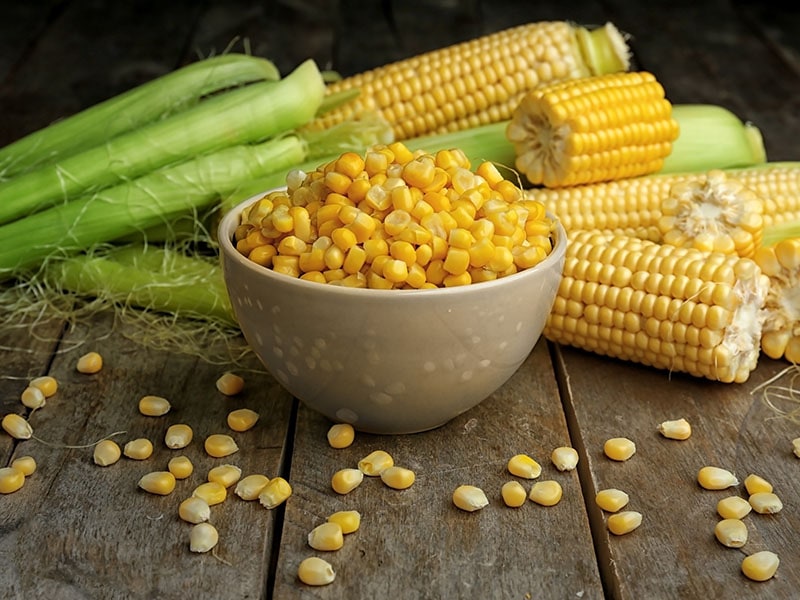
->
218 142 566 434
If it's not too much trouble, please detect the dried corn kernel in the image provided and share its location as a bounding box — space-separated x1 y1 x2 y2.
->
216 372 244 395
298 556 336 586
308 522 344 551
603 437 636 461
204 434 239 458
227 408 259 432
748 492 783 514
259 476 292 508
192 481 227 506
93 439 121 466
358 450 394 476
595 488 629 513
607 511 642 535
30 375 58 398
793 437 800 458
380 466 415 490
331 468 364 495
697 466 738 490
528 480 563 506
2 413 32 440
123 438 153 460
138 395 171 417
179 496 210 524
327 423 355 448
138 471 176 495
235 474 270 501
501 481 528 508
0 467 25 494
717 495 752 520
453 485 489 512
327 510 361 534
20 386 46 409
168 455 194 479
208 464 242 488
741 551 780 582
714 518 748 548
11 456 36 476
551 447 579 471
507 453 542 479
165 424 193 449
189 523 219 553
744 473 773 495
76 351 103 374
656 418 692 440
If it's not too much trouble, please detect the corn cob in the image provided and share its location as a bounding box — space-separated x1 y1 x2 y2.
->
754 239 800 363
306 21 631 140
545 231 769 383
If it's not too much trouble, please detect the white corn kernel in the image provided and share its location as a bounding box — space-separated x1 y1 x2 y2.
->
76 351 103 374
595 488 629 513
528 480 563 506
20 386 46 409
0 467 25 494
748 492 783 514
741 550 780 582
603 437 636 461
11 456 36 476
358 450 394 476
164 424 193 449
216 372 244 396
697 466 738 490
189 522 219 553
2 413 32 440
178 496 211 524
168 455 194 479
308 522 344 551
258 476 292 508
327 510 361 534
235 474 270 501
793 437 800 458
501 481 528 508
452 485 489 512
331 468 364 494
297 556 336 586
743 473 773 495
551 446 579 471
714 518 748 548
507 453 542 479
204 433 239 458
227 408 259 432
138 395 171 417
607 511 642 535
138 471 176 495
93 439 122 466
716 495 752 520
657 418 692 440
30 375 58 398
327 423 355 448
208 464 242 488
380 465 415 490
123 438 154 460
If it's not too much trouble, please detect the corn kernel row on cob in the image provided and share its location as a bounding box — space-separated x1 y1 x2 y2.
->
305 21 630 140
545 231 769 383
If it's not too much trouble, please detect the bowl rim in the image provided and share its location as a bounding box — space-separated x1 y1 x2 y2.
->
218 190 567 299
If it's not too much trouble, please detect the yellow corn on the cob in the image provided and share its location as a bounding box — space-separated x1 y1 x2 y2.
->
754 239 800 363
507 71 680 187
306 21 630 140
545 231 769 383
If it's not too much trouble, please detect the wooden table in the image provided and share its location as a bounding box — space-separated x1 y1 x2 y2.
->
1 1 799 598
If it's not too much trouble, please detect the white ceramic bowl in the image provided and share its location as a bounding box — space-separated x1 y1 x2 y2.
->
218 195 567 434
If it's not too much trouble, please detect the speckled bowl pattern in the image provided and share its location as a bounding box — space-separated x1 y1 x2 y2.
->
218 195 567 434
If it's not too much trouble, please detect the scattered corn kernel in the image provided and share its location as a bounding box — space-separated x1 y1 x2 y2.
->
528 480 563 506
507 453 542 479
138 395 171 417
551 446 579 471
138 471 177 495
452 485 489 512
501 481 528 508
216 372 244 396
0 467 25 494
714 518 748 548
717 495 752 520
297 556 336 586
93 439 122 466
793 437 800 458
76 351 103 374
11 456 36 476
168 455 194 479
331 468 364 495
208 464 242 488
226 408 259 432
595 488 630 513
204 433 239 458
178 496 211 524
358 450 394 476
259 476 292 508
603 437 636 461
657 418 692 440
30 375 58 398
20 386 46 409
697 466 739 490
123 438 154 460
327 510 361 534
2 413 32 440
327 423 355 448
192 481 227 506
606 511 643 535
380 465 415 490
748 492 783 514
235 474 270 500
189 522 219 553
744 473 773 495
165 424 193 449
741 550 780 582
308 522 344 551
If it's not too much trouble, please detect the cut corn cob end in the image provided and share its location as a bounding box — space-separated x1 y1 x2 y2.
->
754 238 800 362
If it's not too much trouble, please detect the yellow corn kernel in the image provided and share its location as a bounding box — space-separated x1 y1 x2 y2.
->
30 375 58 398
165 424 193 449
327 510 361 534
11 456 36 476
744 473 773 495
358 450 394 476
607 510 643 535
528 480 563 506
227 408 260 432
93 439 122 466
138 471 177 496
551 447 579 471
331 468 364 495
2 413 32 440
603 437 636 461
208 464 243 488
380 465 416 490
192 481 227 506
76 351 103 374
189 522 219 554
204 434 239 458
0 467 25 494
501 481 528 508
748 492 783 514
297 556 336 586
235 474 270 501
793 437 800 458
452 485 489 512
308 522 344 551
327 423 355 449
714 518 748 548
178 496 211 524
657 418 692 440
138 395 171 417
697 466 739 490
216 372 244 396
248 244 277 267
507 454 542 479
741 551 780 582
123 438 153 460
717 495 752 520
168 455 194 479
595 488 630 513
258 476 292 509
20 386 46 409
